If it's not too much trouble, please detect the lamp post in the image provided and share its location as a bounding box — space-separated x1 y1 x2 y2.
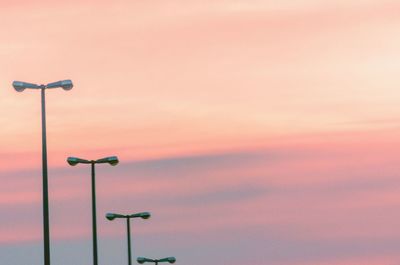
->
13 80 73 265
67 156 119 265
137 257 176 265
106 212 151 265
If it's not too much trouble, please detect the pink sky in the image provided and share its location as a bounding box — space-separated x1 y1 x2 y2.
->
2 0 400 264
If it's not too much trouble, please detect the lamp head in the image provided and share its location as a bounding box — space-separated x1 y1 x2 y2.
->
46 80 73 90
13 81 39 92
159 257 176 264
106 213 116 221
168 257 176 264
137 212 151 219
106 213 126 221
95 156 119 166
67 157 89 166
137 257 153 264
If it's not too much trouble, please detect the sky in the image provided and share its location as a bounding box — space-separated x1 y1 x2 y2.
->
1 0 400 264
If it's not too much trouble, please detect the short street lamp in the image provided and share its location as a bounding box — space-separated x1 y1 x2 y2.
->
137 257 176 265
67 156 119 265
106 212 151 265
13 79 73 265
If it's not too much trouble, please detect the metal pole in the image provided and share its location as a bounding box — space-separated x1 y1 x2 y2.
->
127 218 132 265
91 162 98 265
41 88 51 265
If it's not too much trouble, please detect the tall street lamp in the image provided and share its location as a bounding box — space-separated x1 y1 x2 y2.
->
67 156 119 265
106 212 151 265
137 257 176 265
13 80 73 265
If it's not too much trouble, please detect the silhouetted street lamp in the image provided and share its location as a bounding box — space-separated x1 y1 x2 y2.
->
67 156 119 265
106 212 151 265
13 79 73 265
137 257 176 265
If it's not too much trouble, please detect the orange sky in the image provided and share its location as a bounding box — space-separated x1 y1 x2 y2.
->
1 1 400 265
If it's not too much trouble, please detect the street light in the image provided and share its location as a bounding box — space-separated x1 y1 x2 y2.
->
137 257 176 265
106 212 151 265
13 79 73 265
67 156 119 265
